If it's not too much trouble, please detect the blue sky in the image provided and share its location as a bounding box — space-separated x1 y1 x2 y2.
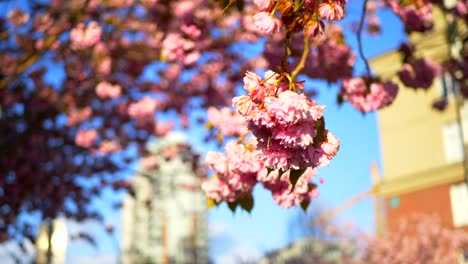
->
0 0 409 262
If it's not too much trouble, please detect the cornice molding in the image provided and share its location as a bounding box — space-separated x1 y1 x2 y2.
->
375 162 465 197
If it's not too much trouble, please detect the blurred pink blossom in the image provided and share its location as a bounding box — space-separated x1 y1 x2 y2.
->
254 0 275 11
128 97 158 119
7 9 30 26
98 140 121 155
75 129 98 148
207 107 248 137
95 82 122 99
253 12 281 34
155 121 174 136
67 107 92 127
340 77 398 113
70 21 102 50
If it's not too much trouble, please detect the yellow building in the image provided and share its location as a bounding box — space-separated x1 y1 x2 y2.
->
370 7 468 233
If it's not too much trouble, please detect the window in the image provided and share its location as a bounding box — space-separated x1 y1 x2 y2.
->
442 122 464 163
450 182 468 227
460 101 468 142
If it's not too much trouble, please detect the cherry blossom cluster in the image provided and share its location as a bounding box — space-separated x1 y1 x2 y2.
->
202 140 262 202
364 214 468 264
398 59 441 90
233 71 340 171
258 167 319 208
7 9 30 26
70 21 102 50
304 25 355 83
1 0 271 243
1 0 466 246
385 0 433 32
206 106 248 137
251 0 348 37
95 81 122 99
364 0 381 35
340 77 399 113
260 25 355 84
128 96 160 120
161 32 201 65
202 140 323 208
75 129 98 148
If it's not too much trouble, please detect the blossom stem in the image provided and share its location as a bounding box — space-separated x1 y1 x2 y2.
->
291 35 310 81
357 0 371 77
281 32 292 72
237 130 251 144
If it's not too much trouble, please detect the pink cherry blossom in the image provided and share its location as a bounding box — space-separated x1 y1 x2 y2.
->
366 16 381 35
320 130 340 159
304 33 356 83
96 57 112 75
70 21 102 50
75 129 98 148
207 107 248 137
232 95 258 117
254 0 275 11
155 121 174 136
161 33 200 65
203 141 262 202
261 168 318 208
201 176 237 203
305 20 325 38
67 107 92 127
7 9 30 26
386 0 433 32
397 58 440 89
128 96 158 119
173 1 196 18
318 2 345 21
97 140 121 155
233 72 338 172
253 12 282 34
95 82 122 99
181 24 201 39
340 77 399 113
264 90 324 126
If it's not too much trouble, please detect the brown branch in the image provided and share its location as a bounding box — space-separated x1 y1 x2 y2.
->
357 0 371 76
290 35 310 81
281 32 292 73
0 0 91 90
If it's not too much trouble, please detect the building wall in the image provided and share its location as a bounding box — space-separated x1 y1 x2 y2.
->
369 7 468 234
385 182 455 232
121 133 208 264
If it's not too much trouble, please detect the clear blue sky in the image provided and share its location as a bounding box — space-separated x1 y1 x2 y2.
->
0 0 409 262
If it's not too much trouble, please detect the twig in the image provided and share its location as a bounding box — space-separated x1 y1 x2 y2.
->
291 36 310 81
357 0 371 76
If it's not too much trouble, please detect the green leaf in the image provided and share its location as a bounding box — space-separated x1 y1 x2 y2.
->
289 168 307 192
239 194 254 213
207 197 219 209
278 168 286 176
266 167 274 175
313 117 326 147
337 94 343 106
227 201 238 213
300 200 310 213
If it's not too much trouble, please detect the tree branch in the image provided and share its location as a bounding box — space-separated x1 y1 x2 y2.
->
357 0 371 76
291 35 310 81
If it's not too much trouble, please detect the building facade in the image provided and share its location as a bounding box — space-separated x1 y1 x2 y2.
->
121 133 208 264
370 8 468 233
